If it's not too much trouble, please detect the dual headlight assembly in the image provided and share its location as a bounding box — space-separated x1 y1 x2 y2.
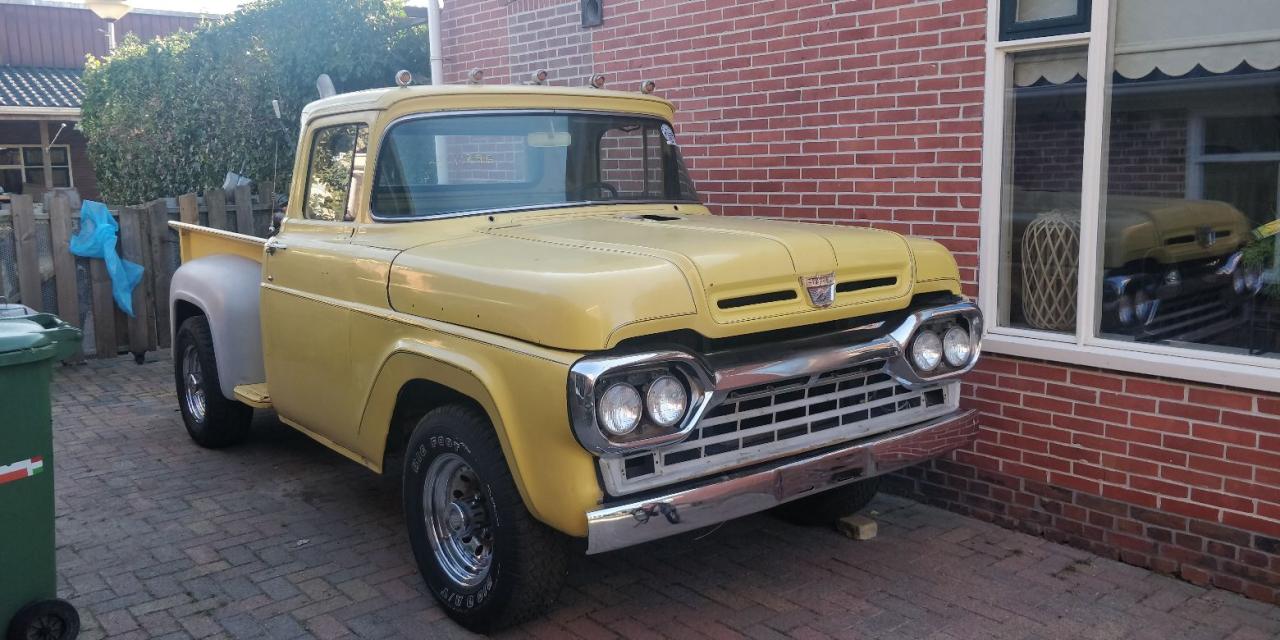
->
908 322 975 373
568 352 713 455
597 372 689 437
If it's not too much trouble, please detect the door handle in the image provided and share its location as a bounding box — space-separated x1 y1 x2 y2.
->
265 238 288 255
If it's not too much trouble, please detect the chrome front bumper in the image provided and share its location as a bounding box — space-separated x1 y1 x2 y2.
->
584 408 978 554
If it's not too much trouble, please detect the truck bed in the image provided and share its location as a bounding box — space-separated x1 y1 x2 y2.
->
170 221 265 264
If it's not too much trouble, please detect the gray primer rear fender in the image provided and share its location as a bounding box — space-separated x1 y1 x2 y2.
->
170 254 264 400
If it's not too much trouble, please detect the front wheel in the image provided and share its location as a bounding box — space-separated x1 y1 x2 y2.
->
403 405 569 633
771 477 881 526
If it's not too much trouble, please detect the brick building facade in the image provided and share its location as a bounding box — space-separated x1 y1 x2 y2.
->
439 0 1280 604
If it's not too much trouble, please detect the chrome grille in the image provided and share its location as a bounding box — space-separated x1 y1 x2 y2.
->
1142 290 1242 343
599 360 957 496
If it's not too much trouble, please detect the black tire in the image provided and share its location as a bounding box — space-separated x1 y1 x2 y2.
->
770 477 882 526
173 316 252 448
403 404 569 633
6 598 80 640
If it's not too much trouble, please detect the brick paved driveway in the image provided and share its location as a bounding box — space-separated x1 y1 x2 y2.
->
49 353 1280 639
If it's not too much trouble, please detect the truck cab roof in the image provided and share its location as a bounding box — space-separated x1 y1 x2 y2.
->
300 83 677 123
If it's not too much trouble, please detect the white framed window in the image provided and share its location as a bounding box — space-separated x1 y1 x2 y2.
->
0 144 73 194
979 0 1280 392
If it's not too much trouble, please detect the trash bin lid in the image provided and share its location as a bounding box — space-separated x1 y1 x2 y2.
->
0 318 56 366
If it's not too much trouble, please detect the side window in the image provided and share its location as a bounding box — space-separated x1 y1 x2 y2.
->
303 123 369 221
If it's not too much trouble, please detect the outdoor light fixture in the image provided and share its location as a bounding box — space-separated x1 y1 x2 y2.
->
581 0 603 27
640 79 656 94
467 68 485 84
395 69 413 87
85 0 132 52
528 69 549 85
86 0 131 21
590 74 607 89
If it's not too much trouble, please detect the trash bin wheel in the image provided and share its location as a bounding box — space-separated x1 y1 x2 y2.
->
174 316 252 448
6 598 80 640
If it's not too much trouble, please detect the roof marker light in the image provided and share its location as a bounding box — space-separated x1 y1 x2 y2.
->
640 80 656 94
528 69 549 85
590 74 606 89
468 68 485 84
394 69 413 87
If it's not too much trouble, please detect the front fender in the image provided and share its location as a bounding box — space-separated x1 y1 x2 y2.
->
354 337 600 538
170 254 264 400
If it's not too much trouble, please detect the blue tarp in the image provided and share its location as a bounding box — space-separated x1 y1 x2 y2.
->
69 200 144 317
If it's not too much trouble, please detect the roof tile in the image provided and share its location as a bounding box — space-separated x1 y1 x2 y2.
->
0 66 84 109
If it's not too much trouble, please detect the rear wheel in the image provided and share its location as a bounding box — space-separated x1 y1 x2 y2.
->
403 405 568 633
174 316 252 448
771 477 881 526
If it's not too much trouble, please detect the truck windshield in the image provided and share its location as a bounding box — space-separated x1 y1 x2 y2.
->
371 112 699 219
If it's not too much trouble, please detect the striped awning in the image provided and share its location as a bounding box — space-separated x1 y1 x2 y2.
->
1014 0 1280 86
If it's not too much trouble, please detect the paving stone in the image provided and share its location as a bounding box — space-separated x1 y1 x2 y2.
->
50 352 1272 639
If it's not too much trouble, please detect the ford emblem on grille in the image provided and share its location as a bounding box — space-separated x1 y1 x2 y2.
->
801 272 836 308
1196 225 1218 248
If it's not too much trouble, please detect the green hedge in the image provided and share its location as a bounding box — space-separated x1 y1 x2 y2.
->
81 0 427 204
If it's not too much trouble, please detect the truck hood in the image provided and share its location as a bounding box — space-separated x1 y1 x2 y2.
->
387 212 921 351
1013 190 1250 267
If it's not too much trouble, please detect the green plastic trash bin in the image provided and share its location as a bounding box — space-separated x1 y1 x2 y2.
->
0 313 82 640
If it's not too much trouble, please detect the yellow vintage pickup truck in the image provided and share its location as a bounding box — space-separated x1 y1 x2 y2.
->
169 78 982 631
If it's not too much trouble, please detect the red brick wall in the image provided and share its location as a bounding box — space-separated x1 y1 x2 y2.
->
442 0 1280 603
888 354 1280 602
1011 105 1187 198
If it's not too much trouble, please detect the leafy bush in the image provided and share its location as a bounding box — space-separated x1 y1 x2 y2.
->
81 0 427 204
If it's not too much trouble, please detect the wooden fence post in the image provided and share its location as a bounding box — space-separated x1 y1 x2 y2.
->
234 183 253 236
258 180 275 235
259 180 274 207
178 192 199 225
118 206 157 358
148 199 173 349
89 259 116 358
10 195 44 312
206 188 229 231
47 192 83 361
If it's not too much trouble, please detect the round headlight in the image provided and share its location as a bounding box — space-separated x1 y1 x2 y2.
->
1233 268 1247 295
1247 266 1264 293
1117 293 1135 325
1134 288 1154 324
911 330 943 372
598 383 642 436
645 375 688 428
942 326 971 367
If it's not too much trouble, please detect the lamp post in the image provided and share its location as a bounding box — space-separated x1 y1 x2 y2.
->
85 0 132 52
426 0 443 86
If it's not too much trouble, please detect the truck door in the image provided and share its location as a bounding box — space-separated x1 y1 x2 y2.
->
261 120 368 448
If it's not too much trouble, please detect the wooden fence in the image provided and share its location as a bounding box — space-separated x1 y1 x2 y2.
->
0 181 274 361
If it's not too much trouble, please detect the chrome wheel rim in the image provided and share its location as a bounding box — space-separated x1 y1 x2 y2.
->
181 345 206 423
424 453 494 587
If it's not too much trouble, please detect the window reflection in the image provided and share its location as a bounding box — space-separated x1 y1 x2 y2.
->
998 47 1089 333
1095 0 1280 355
